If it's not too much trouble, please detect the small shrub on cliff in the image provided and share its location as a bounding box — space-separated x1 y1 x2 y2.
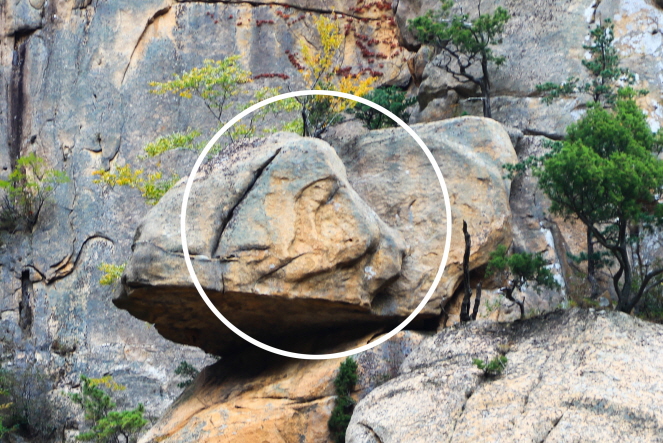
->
328 357 358 443
486 245 560 319
92 166 179 206
174 361 199 388
352 86 416 130
70 375 147 443
473 355 507 376
98 263 126 286
0 153 69 232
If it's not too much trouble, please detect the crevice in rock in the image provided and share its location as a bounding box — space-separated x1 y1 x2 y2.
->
539 412 564 443
359 422 384 443
8 29 36 169
587 0 602 25
121 6 172 86
257 252 308 281
44 235 114 284
209 148 281 258
176 0 384 21
19 270 34 337
521 128 564 141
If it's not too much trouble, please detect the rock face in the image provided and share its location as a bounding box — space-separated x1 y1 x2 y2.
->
116 117 516 355
0 0 411 420
348 309 663 443
333 116 517 314
396 0 663 133
116 133 408 355
139 331 428 443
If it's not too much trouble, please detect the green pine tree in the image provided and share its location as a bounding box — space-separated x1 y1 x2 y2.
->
409 0 510 118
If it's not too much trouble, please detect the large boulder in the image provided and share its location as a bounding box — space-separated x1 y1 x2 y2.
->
333 116 517 315
115 132 408 355
116 117 516 355
348 309 663 443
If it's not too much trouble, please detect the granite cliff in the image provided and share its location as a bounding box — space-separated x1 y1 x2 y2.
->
1 0 662 441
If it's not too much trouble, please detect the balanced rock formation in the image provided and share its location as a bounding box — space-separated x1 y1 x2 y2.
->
348 309 663 443
116 117 517 356
116 132 407 355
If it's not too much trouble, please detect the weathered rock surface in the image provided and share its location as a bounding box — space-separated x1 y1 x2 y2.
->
333 116 517 315
348 309 663 443
116 133 408 355
139 331 429 443
397 0 663 132
116 117 516 355
0 0 411 422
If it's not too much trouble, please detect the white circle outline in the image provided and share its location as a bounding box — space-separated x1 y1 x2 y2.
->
181 90 452 360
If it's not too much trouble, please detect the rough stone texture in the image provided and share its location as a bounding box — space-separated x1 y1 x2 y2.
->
397 0 663 132
116 117 516 355
0 0 411 426
348 309 663 443
138 331 429 443
116 133 408 355
334 116 517 315
409 91 460 124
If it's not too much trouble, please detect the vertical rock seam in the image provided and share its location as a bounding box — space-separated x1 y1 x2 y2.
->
19 270 34 337
8 33 29 168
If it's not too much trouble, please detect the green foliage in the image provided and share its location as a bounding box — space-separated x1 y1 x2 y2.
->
76 406 147 443
149 56 252 123
0 153 69 232
352 87 417 129
409 0 510 117
98 263 126 286
472 355 507 376
93 56 294 205
71 375 147 443
503 139 562 180
141 172 180 205
228 86 299 141
486 245 559 293
142 130 202 158
536 19 647 106
536 99 663 312
174 361 199 389
92 166 179 206
537 102 663 225
328 358 358 443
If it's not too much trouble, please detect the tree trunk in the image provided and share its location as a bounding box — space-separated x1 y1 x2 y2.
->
471 282 482 320
481 81 492 119
301 108 309 137
615 221 633 313
460 221 473 322
504 284 524 319
480 56 492 118
587 227 600 298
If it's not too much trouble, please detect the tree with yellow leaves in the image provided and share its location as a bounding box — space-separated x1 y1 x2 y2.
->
149 56 253 124
291 15 376 137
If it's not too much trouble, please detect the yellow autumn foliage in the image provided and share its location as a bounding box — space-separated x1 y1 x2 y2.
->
295 15 377 137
